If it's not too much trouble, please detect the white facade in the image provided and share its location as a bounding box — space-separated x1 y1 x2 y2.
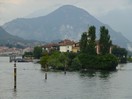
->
60 45 72 52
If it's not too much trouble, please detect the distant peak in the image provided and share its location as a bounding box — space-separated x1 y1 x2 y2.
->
59 5 81 9
53 4 90 16
60 5 77 8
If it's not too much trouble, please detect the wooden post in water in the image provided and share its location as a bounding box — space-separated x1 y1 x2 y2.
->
45 72 47 80
45 64 47 80
9 56 11 62
64 61 66 74
14 60 17 89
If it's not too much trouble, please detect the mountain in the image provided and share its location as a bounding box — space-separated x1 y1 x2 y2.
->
2 5 130 49
0 27 45 47
26 6 59 18
0 27 26 44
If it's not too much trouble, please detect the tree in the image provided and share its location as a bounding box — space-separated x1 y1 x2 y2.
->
79 32 87 53
48 51 62 69
70 57 81 71
33 46 42 59
67 52 77 67
99 26 112 55
23 52 33 57
112 46 127 63
40 54 49 69
47 51 68 70
78 26 118 70
87 26 96 55
79 26 96 55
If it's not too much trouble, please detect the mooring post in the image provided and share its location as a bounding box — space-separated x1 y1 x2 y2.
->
9 56 11 62
64 68 66 74
45 64 47 80
45 72 47 80
64 61 66 74
14 60 17 89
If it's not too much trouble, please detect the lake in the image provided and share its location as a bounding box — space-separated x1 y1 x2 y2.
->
0 57 132 99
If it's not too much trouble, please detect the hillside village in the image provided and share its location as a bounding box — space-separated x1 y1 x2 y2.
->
0 46 33 56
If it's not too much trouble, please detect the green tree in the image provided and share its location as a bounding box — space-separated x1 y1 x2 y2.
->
112 46 127 63
99 26 112 55
23 52 33 57
79 32 87 53
87 26 96 55
80 26 96 55
40 54 49 69
70 57 81 71
78 26 118 70
59 53 68 71
48 51 61 69
67 52 77 67
33 46 42 59
47 51 68 70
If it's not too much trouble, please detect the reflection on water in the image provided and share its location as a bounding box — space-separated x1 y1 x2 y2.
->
99 71 115 79
80 70 117 80
13 89 17 99
0 57 132 99
80 70 96 78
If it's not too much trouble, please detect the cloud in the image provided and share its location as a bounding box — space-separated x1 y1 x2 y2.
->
98 5 132 41
73 0 130 16
0 0 23 5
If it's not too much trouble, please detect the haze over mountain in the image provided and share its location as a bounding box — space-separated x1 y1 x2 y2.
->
0 27 26 44
2 5 131 49
0 27 45 47
98 9 132 41
26 6 59 18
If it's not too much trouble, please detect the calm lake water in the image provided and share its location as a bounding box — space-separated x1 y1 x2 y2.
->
0 57 132 99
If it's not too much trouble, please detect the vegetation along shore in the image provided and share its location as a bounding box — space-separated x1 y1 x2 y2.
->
23 26 128 71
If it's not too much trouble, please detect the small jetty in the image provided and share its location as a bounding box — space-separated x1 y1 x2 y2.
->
9 54 32 62
15 58 28 62
9 55 16 62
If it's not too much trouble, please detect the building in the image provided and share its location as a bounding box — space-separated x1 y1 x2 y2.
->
59 39 75 52
42 39 113 54
96 41 113 54
42 43 59 52
72 42 80 53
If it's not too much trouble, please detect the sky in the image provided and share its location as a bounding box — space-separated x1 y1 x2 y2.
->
0 0 132 41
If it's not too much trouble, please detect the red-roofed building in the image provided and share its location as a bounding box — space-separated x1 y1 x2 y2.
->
59 39 76 52
42 43 59 52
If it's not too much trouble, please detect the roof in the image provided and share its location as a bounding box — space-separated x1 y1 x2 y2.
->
43 43 59 48
59 39 75 46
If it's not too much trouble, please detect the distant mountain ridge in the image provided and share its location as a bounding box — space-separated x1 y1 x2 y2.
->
26 6 59 18
0 27 44 47
2 5 130 49
0 27 26 44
